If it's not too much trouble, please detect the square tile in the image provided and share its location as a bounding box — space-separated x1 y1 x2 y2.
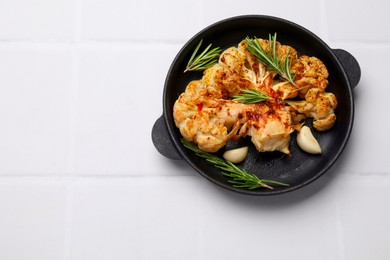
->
0 179 68 260
326 0 390 42
74 43 183 175
203 0 324 39
200 177 341 260
0 46 73 175
81 0 202 42
332 175 390 260
0 0 76 41
70 176 203 260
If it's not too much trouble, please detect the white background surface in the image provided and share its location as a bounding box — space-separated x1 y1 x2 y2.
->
0 0 389 259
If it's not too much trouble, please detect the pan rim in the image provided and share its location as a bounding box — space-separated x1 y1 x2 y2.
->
162 15 355 195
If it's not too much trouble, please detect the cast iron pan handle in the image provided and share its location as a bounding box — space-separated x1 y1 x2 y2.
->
152 115 182 160
332 49 361 89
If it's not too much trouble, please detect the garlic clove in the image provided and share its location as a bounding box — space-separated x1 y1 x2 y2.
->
223 146 249 163
297 126 322 154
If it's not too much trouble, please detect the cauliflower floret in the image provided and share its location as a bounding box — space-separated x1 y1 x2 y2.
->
287 88 337 131
278 44 299 67
178 109 240 153
219 47 248 76
237 39 298 86
272 81 299 100
204 47 255 97
173 79 245 152
292 56 329 97
237 40 269 85
232 102 294 154
249 119 292 154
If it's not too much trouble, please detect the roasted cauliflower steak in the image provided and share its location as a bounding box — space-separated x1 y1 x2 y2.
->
173 38 337 154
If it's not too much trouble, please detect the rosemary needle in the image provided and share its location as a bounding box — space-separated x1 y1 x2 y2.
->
232 89 273 104
181 138 289 190
184 39 221 73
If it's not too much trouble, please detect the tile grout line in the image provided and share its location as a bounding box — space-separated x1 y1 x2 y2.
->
63 180 75 260
0 39 185 46
0 174 201 180
0 38 389 48
332 191 346 260
1 172 390 179
67 0 82 177
199 0 205 30
68 44 79 177
198 183 206 260
319 0 330 43
64 1 83 259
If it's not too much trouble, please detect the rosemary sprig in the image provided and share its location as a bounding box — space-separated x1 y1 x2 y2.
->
232 89 273 104
184 39 221 73
181 138 289 190
245 33 296 86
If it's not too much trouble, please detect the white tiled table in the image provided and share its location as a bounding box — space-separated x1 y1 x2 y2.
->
0 0 389 259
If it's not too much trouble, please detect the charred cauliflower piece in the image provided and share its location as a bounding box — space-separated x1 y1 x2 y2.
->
287 88 338 131
174 85 293 153
237 39 298 88
292 56 329 97
271 81 299 100
238 104 294 154
237 40 270 85
203 47 255 97
173 80 240 153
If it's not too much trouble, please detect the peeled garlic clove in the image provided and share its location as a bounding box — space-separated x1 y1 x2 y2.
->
297 126 322 154
223 146 249 163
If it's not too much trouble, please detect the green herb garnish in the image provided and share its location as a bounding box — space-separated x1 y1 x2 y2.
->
181 138 289 190
184 39 221 73
232 89 273 104
245 33 296 86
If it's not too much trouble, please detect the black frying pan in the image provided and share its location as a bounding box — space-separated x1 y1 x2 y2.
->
152 15 360 195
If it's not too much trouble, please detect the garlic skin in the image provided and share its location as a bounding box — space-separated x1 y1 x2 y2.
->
223 146 249 163
297 126 322 154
